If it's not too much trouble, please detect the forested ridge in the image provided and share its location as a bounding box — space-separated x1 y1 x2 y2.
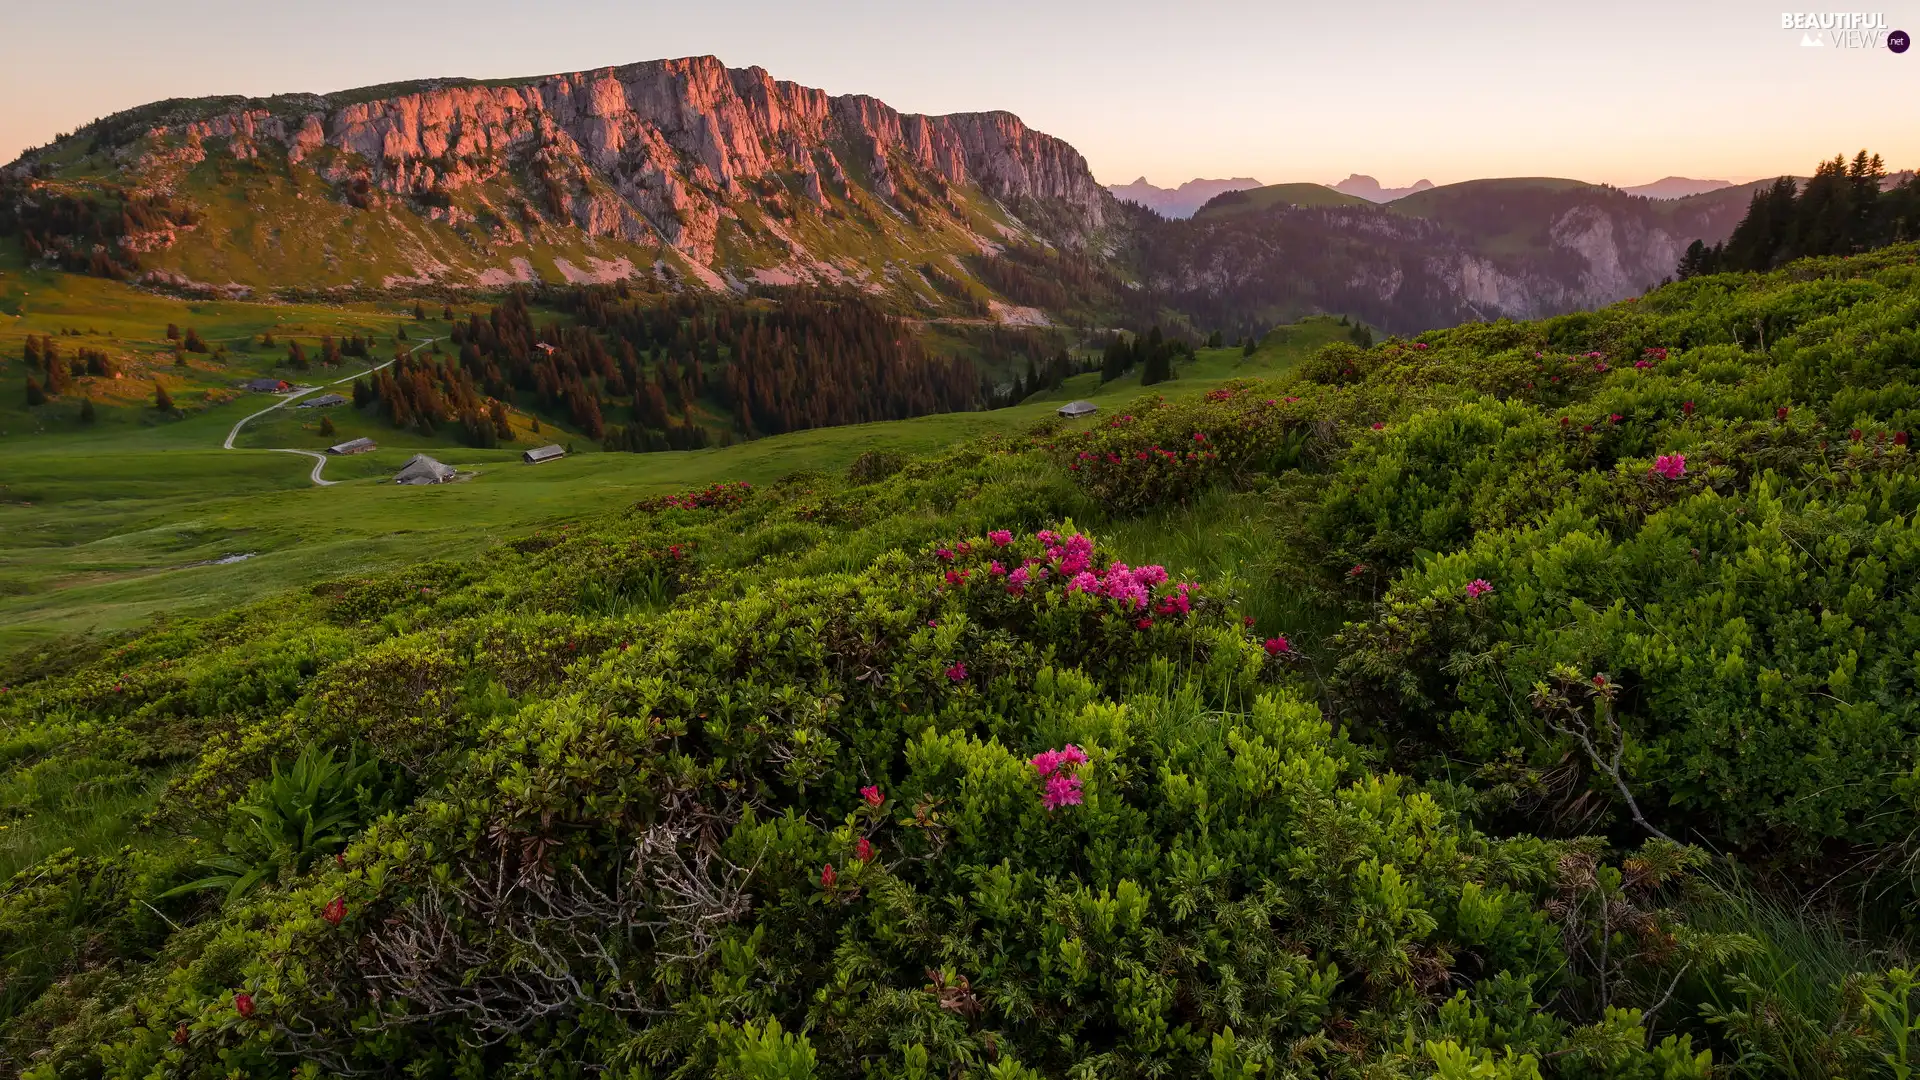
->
346 287 989 452
8 244 1920 1077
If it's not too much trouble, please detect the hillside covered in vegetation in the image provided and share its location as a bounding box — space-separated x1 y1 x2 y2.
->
6 244 1920 1078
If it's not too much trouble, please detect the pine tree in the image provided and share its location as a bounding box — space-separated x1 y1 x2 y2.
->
413 302 426 321
319 415 337 437
79 396 96 423
442 304 454 320
153 379 173 412
165 323 180 341
1243 337 1257 357
25 376 46 407
183 327 208 352
44 357 71 398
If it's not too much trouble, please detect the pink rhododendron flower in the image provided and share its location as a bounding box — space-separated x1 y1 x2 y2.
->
1264 636 1290 656
1043 773 1085 809
1137 617 1153 629
820 864 837 888
861 785 884 807
1371 422 1384 430
989 560 1007 576
1649 454 1687 480
1465 579 1494 599
988 530 1013 547
1776 406 1789 420
946 662 968 682
234 993 255 1018
936 548 953 561
323 897 345 926
1008 567 1031 588
1635 359 1652 369
1035 530 1059 544
854 837 874 863
1067 571 1099 594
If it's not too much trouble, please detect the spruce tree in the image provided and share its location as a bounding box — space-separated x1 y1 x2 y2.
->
25 376 46 407
153 379 173 412
79 396 96 423
319 415 337 437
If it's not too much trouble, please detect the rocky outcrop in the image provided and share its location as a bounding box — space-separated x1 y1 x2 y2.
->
102 56 1112 266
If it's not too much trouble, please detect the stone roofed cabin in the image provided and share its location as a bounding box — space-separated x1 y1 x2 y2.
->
244 377 290 393
327 437 376 455
1057 400 1098 418
393 454 457 485
522 444 567 464
296 393 348 408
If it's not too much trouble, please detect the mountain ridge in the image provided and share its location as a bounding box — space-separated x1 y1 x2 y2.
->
1106 176 1262 219
3 55 1120 301
1329 173 1435 202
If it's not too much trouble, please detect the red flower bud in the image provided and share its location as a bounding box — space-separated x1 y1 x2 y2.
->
323 896 346 926
820 864 837 889
234 992 255 1018
855 837 874 863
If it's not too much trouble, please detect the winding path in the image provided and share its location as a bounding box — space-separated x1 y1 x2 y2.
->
222 338 437 486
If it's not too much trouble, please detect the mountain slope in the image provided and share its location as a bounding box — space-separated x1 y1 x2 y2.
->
1 56 1120 302
1142 177 1764 334
1620 175 1732 199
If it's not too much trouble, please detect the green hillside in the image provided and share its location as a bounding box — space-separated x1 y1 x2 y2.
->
1191 182 1372 218
7 243 1920 1075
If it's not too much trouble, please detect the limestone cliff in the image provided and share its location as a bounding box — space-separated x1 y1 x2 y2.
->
4 56 1116 295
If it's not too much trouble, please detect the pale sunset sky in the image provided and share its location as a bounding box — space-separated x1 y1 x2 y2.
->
2 0 1913 187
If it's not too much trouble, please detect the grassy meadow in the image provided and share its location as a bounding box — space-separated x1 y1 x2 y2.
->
1 261 1347 666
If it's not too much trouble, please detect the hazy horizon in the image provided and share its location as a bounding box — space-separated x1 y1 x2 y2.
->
4 0 1914 189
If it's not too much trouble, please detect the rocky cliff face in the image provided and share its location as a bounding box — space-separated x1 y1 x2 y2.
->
6 56 1116 294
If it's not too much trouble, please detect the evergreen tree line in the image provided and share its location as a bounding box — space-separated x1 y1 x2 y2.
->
352 350 512 449
19 335 120 405
283 334 372 371
1678 151 1920 278
1101 326 1193 386
447 286 980 454
987 348 1096 408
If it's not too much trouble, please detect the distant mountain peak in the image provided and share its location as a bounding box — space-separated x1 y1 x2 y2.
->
1108 176 1263 219
1620 176 1733 200
1330 174 1436 203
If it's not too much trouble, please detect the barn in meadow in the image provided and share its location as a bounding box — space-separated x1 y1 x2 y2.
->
393 454 457 485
